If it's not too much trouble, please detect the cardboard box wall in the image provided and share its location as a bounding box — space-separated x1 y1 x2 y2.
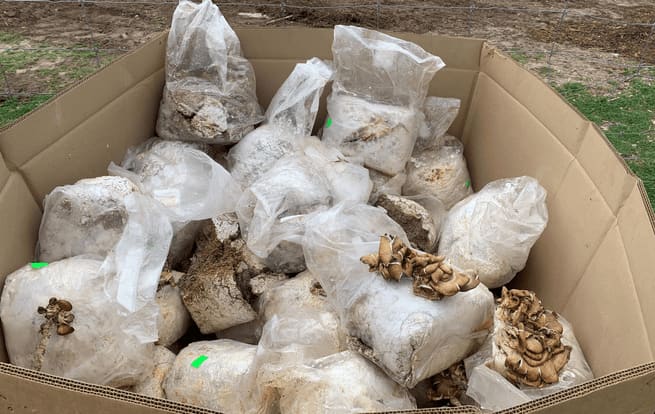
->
0 28 654 414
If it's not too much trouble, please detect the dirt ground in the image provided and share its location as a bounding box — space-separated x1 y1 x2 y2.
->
0 0 654 96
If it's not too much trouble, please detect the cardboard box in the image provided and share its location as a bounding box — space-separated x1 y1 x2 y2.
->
1 28 654 414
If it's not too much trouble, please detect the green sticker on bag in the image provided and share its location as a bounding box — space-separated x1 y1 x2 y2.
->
31 262 48 269
465 180 471 189
325 117 332 128
191 355 208 368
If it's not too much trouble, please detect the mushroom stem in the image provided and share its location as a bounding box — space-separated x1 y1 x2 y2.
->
33 319 53 372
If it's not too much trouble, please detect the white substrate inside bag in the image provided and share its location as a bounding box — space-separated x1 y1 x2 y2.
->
438 176 548 288
0 257 154 387
164 339 256 411
156 275 191 347
264 351 417 414
403 135 472 210
415 96 461 153
131 345 176 399
37 176 139 263
322 94 419 176
368 168 406 204
304 202 495 388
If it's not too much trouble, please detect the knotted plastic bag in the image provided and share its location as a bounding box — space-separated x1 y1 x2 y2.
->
322 25 444 176
438 176 548 288
156 0 263 144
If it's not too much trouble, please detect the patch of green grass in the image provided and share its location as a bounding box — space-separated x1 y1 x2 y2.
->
0 31 22 44
0 95 53 127
536 66 556 77
510 51 529 64
557 80 655 206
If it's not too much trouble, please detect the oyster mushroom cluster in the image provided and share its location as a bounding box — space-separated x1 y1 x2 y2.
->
360 234 480 300
427 361 468 406
495 287 571 387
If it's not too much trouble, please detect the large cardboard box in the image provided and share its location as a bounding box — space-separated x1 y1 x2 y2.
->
0 28 654 414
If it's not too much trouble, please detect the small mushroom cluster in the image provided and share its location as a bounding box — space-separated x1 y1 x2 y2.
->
34 297 75 371
360 234 480 300
38 297 75 336
495 287 571 387
427 361 468 406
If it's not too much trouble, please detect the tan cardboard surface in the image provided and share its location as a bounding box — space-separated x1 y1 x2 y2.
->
479 45 588 155
0 28 654 413
0 152 9 192
19 70 163 201
618 185 655 353
562 223 653 375
576 123 636 214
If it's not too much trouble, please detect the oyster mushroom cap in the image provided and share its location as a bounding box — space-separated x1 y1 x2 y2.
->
494 288 573 388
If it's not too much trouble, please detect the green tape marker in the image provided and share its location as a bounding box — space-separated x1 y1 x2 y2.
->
465 180 471 189
325 117 332 128
31 262 48 269
191 355 208 368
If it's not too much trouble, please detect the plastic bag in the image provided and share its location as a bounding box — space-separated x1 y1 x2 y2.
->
37 176 140 262
303 201 495 388
368 169 406 204
438 176 548 288
109 138 242 267
404 135 473 210
156 0 263 144
156 271 191 347
322 25 444 176
465 316 593 411
109 138 241 222
131 345 176 399
164 339 257 412
228 58 333 187
237 139 371 273
262 351 417 414
415 96 460 153
0 257 154 387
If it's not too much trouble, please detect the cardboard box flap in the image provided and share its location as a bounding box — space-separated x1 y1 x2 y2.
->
237 28 484 71
562 222 653 376
618 184 655 354
479 44 588 155
0 32 167 169
500 363 655 414
19 70 164 201
576 123 637 214
0 152 10 191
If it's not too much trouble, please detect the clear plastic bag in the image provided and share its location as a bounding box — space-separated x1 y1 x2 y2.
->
438 176 549 288
109 138 241 222
163 339 257 412
322 25 445 176
156 273 191 347
156 0 263 144
37 176 140 262
404 135 473 210
228 58 333 187
415 97 461 153
236 139 371 273
131 345 176 399
109 138 242 267
465 316 593 411
303 201 495 388
0 257 155 387
261 351 417 414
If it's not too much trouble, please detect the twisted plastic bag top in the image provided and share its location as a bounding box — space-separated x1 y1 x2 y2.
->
331 25 445 108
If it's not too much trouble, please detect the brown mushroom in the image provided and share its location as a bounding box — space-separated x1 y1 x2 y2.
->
427 362 468 406
33 297 76 371
494 288 572 388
